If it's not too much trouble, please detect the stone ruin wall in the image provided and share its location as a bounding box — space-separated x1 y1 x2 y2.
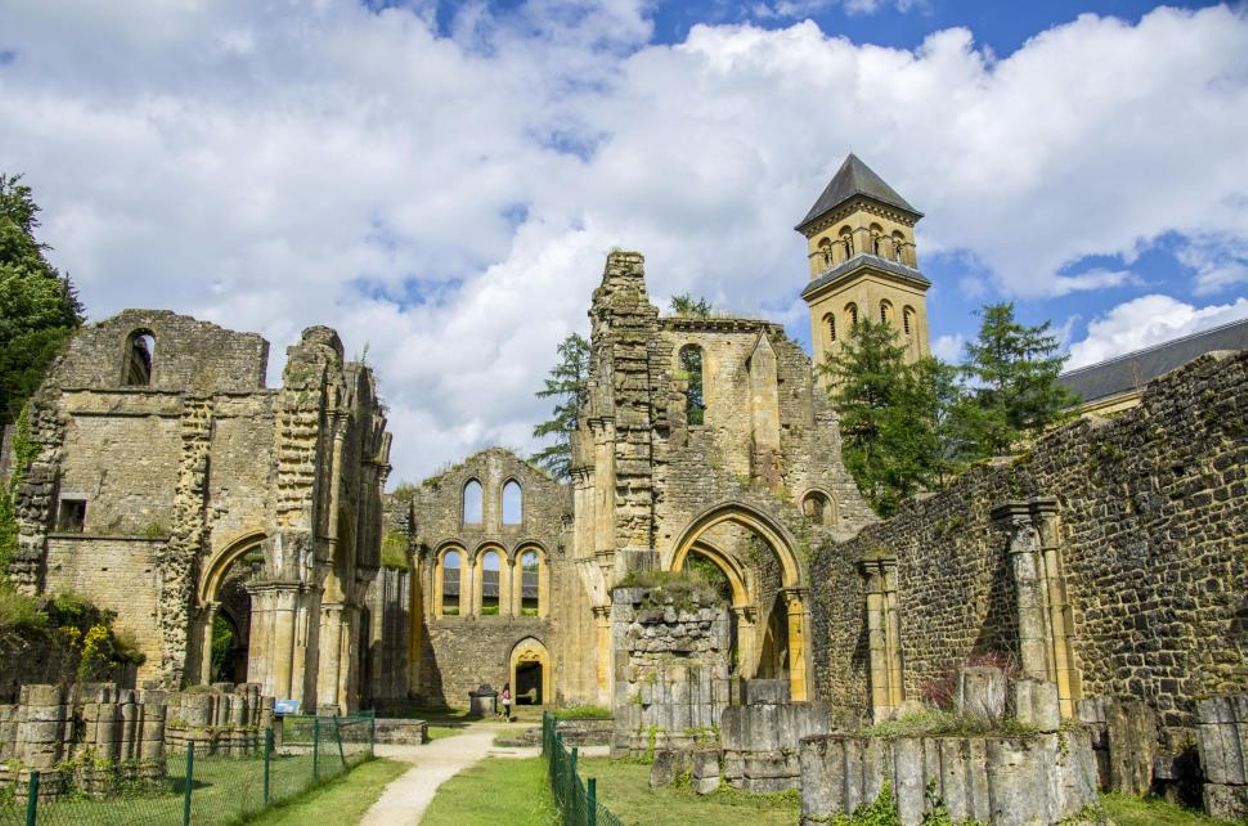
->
811 350 1248 742
408 448 580 705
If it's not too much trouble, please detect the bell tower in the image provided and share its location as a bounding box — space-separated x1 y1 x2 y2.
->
796 154 931 376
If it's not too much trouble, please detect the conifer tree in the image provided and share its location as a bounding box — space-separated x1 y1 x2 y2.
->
531 332 591 479
962 303 1078 456
0 174 84 424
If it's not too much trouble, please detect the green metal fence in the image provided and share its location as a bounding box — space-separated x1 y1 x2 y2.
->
0 714 374 825
541 712 623 826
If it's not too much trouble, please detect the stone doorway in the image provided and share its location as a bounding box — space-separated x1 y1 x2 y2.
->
510 637 551 705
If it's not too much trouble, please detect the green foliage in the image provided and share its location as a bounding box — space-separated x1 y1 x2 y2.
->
209 613 235 682
679 343 705 425
821 319 942 515
0 174 84 425
669 293 713 317
531 332 591 479
380 530 409 569
960 303 1079 455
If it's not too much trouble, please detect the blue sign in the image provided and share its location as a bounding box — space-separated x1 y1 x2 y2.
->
273 699 300 715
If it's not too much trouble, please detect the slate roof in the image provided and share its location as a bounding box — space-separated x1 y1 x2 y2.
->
1059 318 1248 403
796 154 922 232
800 252 931 301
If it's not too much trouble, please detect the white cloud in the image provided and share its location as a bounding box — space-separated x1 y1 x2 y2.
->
1066 294 1248 370
1 2 1246 480
1050 268 1136 297
931 333 964 362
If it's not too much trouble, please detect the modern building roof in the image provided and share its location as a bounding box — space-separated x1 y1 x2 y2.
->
1059 317 1248 404
800 252 931 301
796 154 922 232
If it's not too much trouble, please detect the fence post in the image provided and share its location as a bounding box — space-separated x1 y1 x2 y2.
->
571 745 578 777
369 714 376 757
263 728 273 806
183 741 195 826
312 717 320 782
587 777 597 826
23 771 38 826
336 718 346 778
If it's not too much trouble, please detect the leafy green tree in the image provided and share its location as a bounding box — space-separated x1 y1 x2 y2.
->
962 303 1078 456
531 332 591 479
822 319 941 515
669 293 712 317
0 174 84 424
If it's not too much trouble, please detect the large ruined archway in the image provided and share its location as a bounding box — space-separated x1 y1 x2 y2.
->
668 503 811 700
194 530 267 687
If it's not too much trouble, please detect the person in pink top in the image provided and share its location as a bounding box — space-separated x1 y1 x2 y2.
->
500 683 512 720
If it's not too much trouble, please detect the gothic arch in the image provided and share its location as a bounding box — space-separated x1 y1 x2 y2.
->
676 539 751 609
199 530 267 604
668 502 803 588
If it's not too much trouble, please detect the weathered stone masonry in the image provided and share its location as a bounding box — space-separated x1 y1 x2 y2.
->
812 350 1248 745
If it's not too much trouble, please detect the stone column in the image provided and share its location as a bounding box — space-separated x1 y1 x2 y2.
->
197 602 220 685
591 418 616 562
267 585 299 700
860 559 893 720
993 502 1051 681
1033 499 1080 718
881 559 903 711
499 554 514 617
317 603 346 711
784 588 810 702
732 606 758 678
461 556 475 617
539 556 551 619
593 604 613 705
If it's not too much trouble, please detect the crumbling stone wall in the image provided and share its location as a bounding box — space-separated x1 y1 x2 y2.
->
812 351 1248 743
3 310 399 714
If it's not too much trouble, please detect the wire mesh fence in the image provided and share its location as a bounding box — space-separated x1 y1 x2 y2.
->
542 712 624 826
0 714 374 825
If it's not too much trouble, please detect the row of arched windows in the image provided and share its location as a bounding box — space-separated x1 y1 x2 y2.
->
462 479 523 527
823 303 917 343
816 225 911 269
434 545 547 618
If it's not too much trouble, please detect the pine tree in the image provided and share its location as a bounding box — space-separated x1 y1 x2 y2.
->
530 332 591 479
962 303 1078 456
0 174 84 424
821 319 941 515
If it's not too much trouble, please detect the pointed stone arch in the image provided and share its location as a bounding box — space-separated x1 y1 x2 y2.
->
668 501 804 588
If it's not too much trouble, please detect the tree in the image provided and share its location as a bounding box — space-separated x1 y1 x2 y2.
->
962 303 1078 456
670 293 712 317
0 174 84 424
531 332 591 479
821 319 942 515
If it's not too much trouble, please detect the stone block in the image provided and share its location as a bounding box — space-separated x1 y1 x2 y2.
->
740 679 790 706
1012 679 1061 732
691 749 720 795
956 666 1006 723
649 749 689 789
1203 783 1248 822
1104 698 1156 796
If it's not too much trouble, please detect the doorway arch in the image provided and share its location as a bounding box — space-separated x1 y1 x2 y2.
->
195 530 267 686
509 637 552 706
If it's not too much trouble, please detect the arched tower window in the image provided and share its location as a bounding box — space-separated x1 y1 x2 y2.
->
123 330 155 386
679 344 705 426
502 480 523 526
823 313 836 344
903 306 915 336
869 223 884 256
817 237 833 267
462 479 483 525
880 300 893 325
801 490 837 527
845 303 859 329
838 226 853 259
891 231 905 263
438 549 461 617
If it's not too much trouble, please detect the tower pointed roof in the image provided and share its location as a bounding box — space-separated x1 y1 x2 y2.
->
795 154 922 232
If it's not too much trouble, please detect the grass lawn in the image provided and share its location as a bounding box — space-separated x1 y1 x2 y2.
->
1100 793 1240 826
579 757 800 826
422 757 556 826
246 758 407 825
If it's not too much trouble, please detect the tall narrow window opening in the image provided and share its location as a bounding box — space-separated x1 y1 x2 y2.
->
123 331 155 386
880 300 893 325
824 313 836 344
679 344 705 426
502 480 523 525
462 479 483 525
440 550 461 616
520 550 541 617
903 307 915 336
846 303 859 328
480 550 501 615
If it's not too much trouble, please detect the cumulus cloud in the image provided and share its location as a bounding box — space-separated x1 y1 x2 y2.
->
1065 294 1248 370
1 1 1246 480
931 333 965 362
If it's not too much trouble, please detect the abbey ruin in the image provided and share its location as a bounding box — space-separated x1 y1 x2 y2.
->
3 156 1245 821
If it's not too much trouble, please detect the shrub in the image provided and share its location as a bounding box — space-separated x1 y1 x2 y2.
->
920 651 1019 711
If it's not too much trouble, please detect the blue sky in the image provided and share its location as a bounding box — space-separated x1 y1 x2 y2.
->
0 0 1245 481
